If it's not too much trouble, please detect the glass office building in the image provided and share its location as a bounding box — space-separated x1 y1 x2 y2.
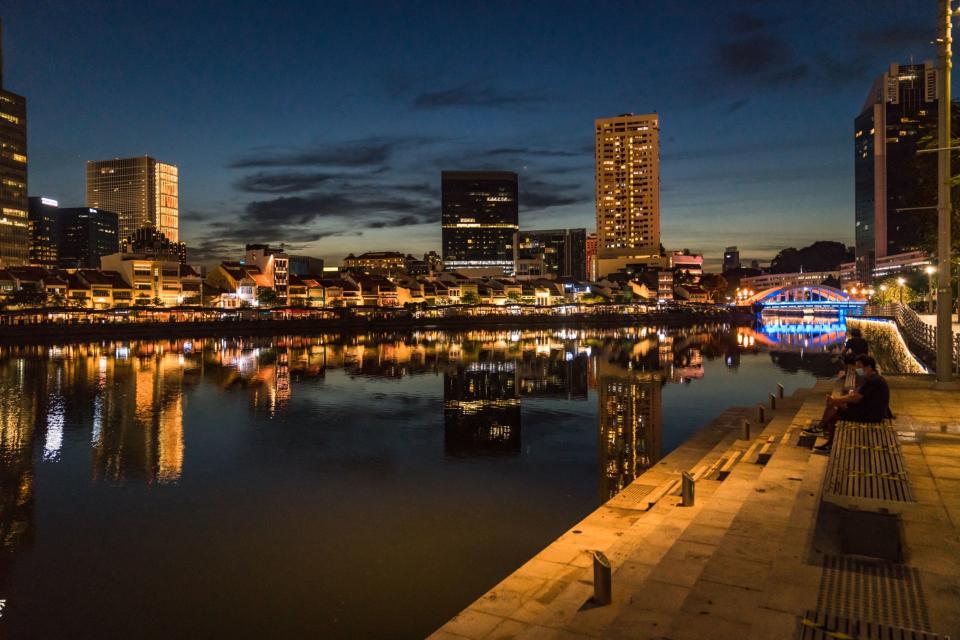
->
441 171 518 275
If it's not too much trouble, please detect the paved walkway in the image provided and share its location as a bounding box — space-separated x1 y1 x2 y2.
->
430 376 960 639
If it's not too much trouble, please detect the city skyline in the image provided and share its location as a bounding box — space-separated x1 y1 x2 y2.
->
1 1 944 268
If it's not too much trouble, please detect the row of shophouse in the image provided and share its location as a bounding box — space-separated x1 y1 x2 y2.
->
0 259 702 310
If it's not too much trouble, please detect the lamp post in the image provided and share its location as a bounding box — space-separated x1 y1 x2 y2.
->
897 276 906 305
927 265 937 314
937 0 956 382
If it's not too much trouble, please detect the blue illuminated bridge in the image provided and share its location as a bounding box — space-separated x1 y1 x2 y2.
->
741 285 866 311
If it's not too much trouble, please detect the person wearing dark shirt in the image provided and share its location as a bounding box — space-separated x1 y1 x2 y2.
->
813 355 890 453
843 328 869 358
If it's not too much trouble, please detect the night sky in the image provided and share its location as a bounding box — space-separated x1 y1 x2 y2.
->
1 1 944 268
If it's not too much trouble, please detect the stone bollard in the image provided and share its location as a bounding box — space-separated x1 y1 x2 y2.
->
756 404 765 423
769 393 777 410
681 471 695 507
593 551 612 605
741 419 751 440
777 383 785 399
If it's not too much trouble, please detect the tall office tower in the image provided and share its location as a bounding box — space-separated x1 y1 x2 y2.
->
441 171 518 275
855 62 939 282
28 197 61 267
722 246 741 272
514 228 587 280
86 156 179 244
0 19 30 267
59 207 119 268
594 113 661 277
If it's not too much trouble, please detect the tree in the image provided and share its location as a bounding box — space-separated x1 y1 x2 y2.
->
769 241 853 274
257 288 279 307
507 291 521 303
2 286 46 310
673 269 695 288
870 277 919 305
699 273 729 303
461 292 480 305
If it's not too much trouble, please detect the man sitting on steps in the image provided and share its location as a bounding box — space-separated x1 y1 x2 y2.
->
811 355 891 453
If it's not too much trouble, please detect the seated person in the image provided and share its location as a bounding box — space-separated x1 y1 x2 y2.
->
843 328 868 358
806 355 862 434
812 355 890 453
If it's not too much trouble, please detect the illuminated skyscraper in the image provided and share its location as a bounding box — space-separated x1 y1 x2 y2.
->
854 62 939 282
441 171 518 275
594 113 662 276
86 156 179 244
0 19 30 267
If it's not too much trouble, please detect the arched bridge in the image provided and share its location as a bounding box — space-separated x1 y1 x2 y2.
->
741 285 865 310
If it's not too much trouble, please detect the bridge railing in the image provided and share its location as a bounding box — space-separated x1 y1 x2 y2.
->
864 303 960 373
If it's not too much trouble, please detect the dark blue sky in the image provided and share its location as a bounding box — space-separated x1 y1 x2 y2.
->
2 0 943 267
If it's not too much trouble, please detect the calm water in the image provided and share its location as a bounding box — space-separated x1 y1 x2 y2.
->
0 323 843 639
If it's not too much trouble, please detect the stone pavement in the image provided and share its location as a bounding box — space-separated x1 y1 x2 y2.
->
430 376 960 639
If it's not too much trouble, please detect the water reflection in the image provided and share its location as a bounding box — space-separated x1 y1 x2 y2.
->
0 322 847 638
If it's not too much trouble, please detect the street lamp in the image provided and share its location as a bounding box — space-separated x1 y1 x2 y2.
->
926 265 937 314
897 277 906 305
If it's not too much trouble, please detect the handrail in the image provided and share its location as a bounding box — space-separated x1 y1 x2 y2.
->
863 303 959 372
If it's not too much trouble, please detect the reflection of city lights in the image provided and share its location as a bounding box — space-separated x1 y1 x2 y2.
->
116 346 129 359
44 401 64 462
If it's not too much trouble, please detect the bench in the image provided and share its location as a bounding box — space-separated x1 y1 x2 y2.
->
796 609 947 640
821 420 915 514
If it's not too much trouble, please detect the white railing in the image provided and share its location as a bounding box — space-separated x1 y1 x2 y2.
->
864 304 960 372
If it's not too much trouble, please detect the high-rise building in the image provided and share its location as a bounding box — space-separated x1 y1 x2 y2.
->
514 228 587 280
0 20 29 267
86 156 179 244
59 207 120 268
722 246 741 273
594 113 662 277
441 171 518 275
855 62 939 281
27 197 60 267
28 197 120 268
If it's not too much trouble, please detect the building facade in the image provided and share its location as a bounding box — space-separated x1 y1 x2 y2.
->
28 197 60 267
86 156 179 244
441 171 519 275
722 246 741 273
0 22 29 268
28 197 120 268
514 228 587 280
59 207 120 268
594 113 661 276
855 62 938 281
122 225 185 264
342 251 405 276
243 244 288 302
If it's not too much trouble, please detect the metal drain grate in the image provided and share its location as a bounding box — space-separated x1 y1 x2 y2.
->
817 555 931 632
614 483 656 508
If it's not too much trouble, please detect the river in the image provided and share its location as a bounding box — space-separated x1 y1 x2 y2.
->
0 322 844 638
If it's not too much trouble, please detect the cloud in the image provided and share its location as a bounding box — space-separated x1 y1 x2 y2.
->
413 84 542 109
234 171 346 193
520 179 590 211
243 192 432 226
729 11 774 33
714 34 806 85
482 147 584 158
857 24 931 50
726 98 750 114
228 136 428 169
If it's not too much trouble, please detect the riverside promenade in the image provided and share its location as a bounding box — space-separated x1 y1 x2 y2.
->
431 377 960 639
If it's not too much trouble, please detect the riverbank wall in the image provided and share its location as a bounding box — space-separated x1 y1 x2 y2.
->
0 309 754 344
